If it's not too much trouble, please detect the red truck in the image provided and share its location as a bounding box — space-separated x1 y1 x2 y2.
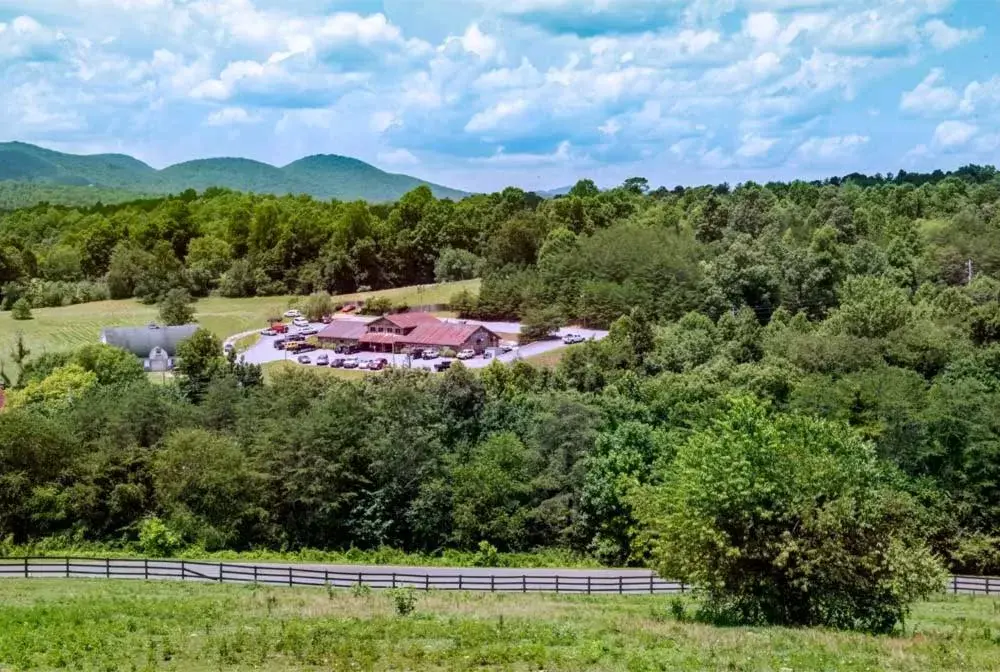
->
270 321 289 334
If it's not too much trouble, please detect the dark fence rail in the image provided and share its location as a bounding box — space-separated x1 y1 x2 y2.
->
0 558 997 597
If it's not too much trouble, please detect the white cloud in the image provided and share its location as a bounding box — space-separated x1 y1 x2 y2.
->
474 58 541 90
472 140 575 166
959 77 1000 114
377 148 419 166
205 106 258 126
922 19 984 51
797 134 869 161
736 133 778 158
465 99 529 132
932 120 977 148
899 69 959 115
745 12 781 43
456 23 497 59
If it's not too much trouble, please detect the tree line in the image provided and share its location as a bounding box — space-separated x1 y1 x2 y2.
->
3 164 1000 633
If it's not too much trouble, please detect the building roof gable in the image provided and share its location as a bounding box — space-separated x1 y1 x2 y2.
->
381 312 441 329
317 320 369 341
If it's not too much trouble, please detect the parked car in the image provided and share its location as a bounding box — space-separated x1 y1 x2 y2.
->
261 328 277 336
315 354 329 366
321 315 333 324
369 358 388 371
434 360 453 372
499 343 514 353
299 326 319 336
286 342 316 354
482 351 492 359
297 354 311 364
457 349 476 360
421 349 440 360
562 333 586 344
330 357 345 368
335 343 360 354
273 338 286 350
223 342 234 353
292 317 309 327
284 309 301 318
343 357 360 369
287 333 306 342
340 304 357 313
270 322 289 334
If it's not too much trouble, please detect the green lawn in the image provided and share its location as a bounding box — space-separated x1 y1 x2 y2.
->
0 580 998 670
0 280 479 359
525 345 569 368
263 360 370 383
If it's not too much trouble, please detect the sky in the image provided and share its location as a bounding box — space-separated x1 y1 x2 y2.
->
0 0 998 193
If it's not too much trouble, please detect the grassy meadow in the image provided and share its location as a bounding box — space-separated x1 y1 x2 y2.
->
1 579 1000 670
0 280 479 359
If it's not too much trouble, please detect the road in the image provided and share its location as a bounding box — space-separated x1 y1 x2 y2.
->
0 558 676 595
237 318 608 371
1 558 994 596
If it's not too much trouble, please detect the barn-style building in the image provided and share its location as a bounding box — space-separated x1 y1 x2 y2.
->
317 313 499 354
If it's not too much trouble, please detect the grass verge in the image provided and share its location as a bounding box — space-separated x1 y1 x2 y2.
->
0 543 599 569
524 345 569 368
0 580 998 671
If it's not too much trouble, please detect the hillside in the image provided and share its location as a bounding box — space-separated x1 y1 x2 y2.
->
0 141 468 204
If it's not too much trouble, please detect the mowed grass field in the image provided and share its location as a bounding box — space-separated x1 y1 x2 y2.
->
1 580 1000 671
0 280 479 358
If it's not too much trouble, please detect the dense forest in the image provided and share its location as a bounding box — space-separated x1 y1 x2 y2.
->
5 163 1000 592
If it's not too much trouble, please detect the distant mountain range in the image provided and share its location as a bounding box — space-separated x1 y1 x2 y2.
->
0 142 468 203
534 185 574 198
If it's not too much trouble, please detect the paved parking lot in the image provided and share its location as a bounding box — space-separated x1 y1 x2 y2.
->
239 319 608 371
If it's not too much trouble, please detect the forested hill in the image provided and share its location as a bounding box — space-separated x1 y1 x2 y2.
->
0 141 468 206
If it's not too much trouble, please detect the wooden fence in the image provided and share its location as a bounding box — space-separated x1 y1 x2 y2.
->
0 558 997 597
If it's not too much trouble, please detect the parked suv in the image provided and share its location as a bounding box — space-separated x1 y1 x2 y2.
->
335 343 360 354
434 360 452 372
421 349 440 360
457 349 476 360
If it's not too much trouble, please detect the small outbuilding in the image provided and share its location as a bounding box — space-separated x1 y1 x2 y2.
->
100 323 198 372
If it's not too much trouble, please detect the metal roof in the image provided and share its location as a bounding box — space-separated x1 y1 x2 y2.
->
401 323 491 347
99 324 199 357
381 312 441 329
317 320 369 341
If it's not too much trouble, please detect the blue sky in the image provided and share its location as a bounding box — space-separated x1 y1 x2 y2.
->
1 0 998 193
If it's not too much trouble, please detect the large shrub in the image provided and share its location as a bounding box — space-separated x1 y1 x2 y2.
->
635 396 946 634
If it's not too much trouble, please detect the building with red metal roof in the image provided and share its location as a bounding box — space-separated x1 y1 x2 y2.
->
317 312 499 353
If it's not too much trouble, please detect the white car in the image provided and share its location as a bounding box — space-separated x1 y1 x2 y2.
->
457 349 476 360
343 357 360 369
292 317 309 327
284 309 301 318
260 328 277 336
562 333 586 345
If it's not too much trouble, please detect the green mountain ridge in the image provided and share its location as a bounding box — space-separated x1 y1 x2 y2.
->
0 141 468 202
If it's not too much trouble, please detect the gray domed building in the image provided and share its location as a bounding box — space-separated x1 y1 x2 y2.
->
99 323 198 372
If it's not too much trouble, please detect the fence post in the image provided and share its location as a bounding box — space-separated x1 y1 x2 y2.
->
987 577 992 596
458 575 463 591
618 576 623 595
65 557 69 578
587 576 591 595
392 572 396 589
680 581 686 594
555 575 560 594
219 562 224 583
490 575 495 593
23 557 28 579
649 574 654 594
425 574 430 591
144 558 148 580
288 567 293 588
522 575 526 593
106 557 110 579
953 577 958 595
181 560 186 581
357 572 362 589
325 569 329 588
